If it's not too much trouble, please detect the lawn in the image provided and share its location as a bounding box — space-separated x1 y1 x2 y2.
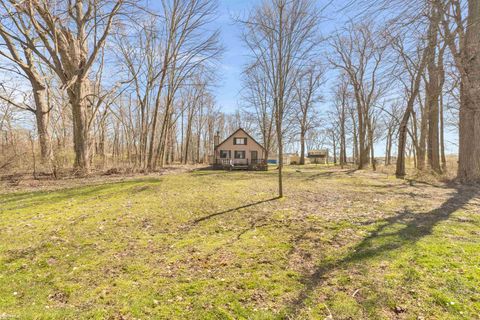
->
0 166 479 319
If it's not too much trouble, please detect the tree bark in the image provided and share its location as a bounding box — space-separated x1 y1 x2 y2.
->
417 98 427 170
339 104 346 167
67 79 92 173
31 82 52 167
458 0 480 183
300 129 306 165
426 4 442 173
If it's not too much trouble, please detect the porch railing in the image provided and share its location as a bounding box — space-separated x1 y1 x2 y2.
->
214 158 267 166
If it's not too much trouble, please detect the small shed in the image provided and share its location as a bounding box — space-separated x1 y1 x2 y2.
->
308 149 328 164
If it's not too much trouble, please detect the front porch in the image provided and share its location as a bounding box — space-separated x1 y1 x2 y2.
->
213 158 268 171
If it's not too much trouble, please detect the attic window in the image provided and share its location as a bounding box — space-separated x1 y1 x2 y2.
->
234 138 247 145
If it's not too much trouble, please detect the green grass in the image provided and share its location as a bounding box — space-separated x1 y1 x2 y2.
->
0 166 479 319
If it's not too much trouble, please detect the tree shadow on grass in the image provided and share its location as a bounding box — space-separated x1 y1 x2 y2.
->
192 197 280 224
0 178 162 210
305 169 357 181
286 185 479 317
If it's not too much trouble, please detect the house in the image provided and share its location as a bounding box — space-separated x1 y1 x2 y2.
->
213 128 267 170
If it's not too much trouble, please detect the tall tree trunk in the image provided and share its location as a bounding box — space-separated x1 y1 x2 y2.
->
396 108 410 177
438 45 447 172
440 91 447 171
299 128 306 165
353 126 358 165
196 127 201 163
396 50 428 178
357 107 368 169
332 131 337 165
277 123 283 197
385 127 392 165
369 125 376 171
417 101 427 170
32 82 52 167
339 105 346 167
67 80 91 174
458 0 480 183
426 4 442 174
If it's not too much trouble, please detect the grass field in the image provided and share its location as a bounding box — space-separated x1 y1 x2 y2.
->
0 166 479 319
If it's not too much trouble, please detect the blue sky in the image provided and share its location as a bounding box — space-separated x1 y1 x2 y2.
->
214 0 348 113
214 0 257 113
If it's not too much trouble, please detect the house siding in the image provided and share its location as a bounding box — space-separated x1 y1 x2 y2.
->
215 129 265 164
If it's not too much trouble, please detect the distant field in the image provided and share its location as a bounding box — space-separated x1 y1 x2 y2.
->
0 166 479 319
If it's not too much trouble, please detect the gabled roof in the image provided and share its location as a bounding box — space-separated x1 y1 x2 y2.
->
215 128 266 151
308 149 328 157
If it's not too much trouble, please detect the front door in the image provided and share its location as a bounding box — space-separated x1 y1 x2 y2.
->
251 151 258 163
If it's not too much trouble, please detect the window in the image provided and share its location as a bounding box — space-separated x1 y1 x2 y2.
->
219 150 230 159
233 137 247 145
234 151 246 159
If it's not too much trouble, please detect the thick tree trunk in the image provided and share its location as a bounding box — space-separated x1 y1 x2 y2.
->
32 82 52 167
458 0 480 183
396 110 410 177
357 109 368 169
68 80 91 174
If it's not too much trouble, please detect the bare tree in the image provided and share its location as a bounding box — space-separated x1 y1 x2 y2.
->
115 18 162 169
294 64 324 165
392 38 429 177
0 12 53 166
331 74 351 167
240 0 320 197
242 63 275 161
0 0 128 174
146 0 221 171
441 0 480 183
330 21 387 170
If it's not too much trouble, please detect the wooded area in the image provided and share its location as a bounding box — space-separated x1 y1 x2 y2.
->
0 0 478 190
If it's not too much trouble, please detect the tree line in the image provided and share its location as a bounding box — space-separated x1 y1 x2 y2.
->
0 0 230 175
